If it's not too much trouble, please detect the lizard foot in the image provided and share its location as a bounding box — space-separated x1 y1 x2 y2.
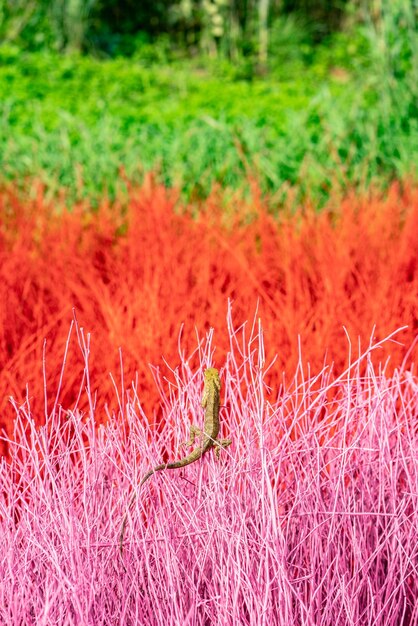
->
214 438 232 459
179 424 203 451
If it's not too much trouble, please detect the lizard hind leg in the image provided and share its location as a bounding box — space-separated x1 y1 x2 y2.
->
214 438 232 459
179 425 203 451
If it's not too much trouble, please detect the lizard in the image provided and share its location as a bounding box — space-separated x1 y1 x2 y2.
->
119 367 231 559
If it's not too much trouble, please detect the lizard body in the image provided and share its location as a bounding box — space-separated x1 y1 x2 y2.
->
119 367 231 558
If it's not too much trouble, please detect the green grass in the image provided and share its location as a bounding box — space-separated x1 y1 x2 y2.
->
1 16 417 207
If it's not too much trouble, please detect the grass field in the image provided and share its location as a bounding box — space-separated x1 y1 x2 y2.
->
2 138 418 626
1 312 417 624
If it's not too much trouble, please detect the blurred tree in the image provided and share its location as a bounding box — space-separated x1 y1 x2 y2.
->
281 0 348 38
50 0 98 52
0 0 37 43
258 0 271 65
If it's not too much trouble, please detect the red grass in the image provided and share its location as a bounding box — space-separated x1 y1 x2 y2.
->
0 178 417 445
1 315 418 624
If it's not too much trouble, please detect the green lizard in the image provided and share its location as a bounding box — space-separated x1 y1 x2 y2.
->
119 367 231 558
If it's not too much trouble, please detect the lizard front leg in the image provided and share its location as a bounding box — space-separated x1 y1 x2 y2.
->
213 438 232 459
179 425 203 451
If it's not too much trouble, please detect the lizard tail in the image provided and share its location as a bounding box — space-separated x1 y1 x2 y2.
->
119 449 206 560
139 464 167 486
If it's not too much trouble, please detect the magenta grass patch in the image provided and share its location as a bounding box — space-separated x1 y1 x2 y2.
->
1 311 417 625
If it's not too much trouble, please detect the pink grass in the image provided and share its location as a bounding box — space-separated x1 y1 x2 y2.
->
1 310 418 625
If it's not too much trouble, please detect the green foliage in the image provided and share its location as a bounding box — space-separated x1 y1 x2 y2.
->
268 14 314 74
0 1 417 206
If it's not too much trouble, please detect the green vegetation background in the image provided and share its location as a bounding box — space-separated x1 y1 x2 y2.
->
0 1 417 206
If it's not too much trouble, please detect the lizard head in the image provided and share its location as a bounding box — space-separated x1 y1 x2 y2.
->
204 367 221 391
